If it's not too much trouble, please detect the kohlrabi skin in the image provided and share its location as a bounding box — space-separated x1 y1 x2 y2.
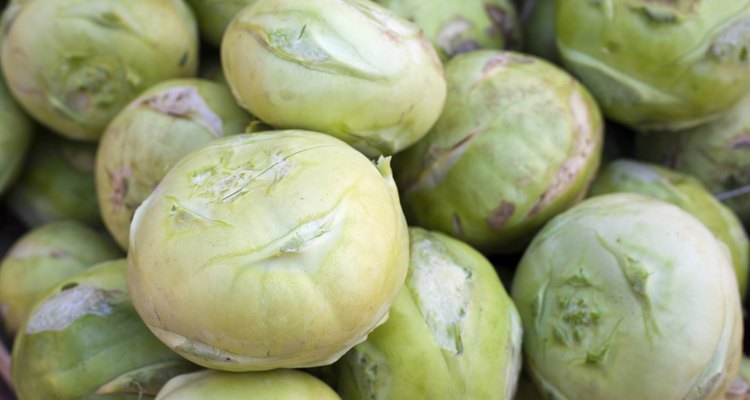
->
511 193 743 400
221 0 447 157
127 130 409 372
11 259 197 400
0 220 122 336
635 94 750 226
186 0 257 47
7 131 100 227
556 0 750 131
0 69 33 196
95 78 255 250
156 369 341 399
589 159 750 298
375 0 520 60
337 227 522 400
0 0 199 141
394 50 603 254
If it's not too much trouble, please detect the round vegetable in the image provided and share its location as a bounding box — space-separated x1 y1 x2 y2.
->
7 131 100 227
635 94 750 225
512 193 743 400
556 0 750 131
375 0 520 60
156 369 341 399
127 130 409 371
221 0 447 157
186 0 257 47
0 68 33 196
337 227 522 399
96 78 255 249
590 159 750 298
1 0 199 141
0 220 121 335
12 259 196 400
394 50 602 254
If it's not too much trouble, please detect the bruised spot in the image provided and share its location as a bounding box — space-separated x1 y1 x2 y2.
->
452 213 465 238
25 285 127 334
486 201 515 230
142 86 225 138
485 4 519 48
728 133 750 150
724 376 750 398
481 52 533 78
453 40 481 55
436 18 476 57
110 166 132 211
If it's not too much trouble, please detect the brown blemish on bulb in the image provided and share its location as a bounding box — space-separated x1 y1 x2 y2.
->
728 133 750 149
486 201 516 230
485 4 519 49
110 165 132 211
142 86 224 138
452 213 465 238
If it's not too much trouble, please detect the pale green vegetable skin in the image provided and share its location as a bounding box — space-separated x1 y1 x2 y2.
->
156 369 341 399
186 0 257 47
127 130 409 371
375 0 520 60
0 0 199 141
7 131 100 227
394 50 603 254
221 0 447 157
635 95 750 225
338 227 522 399
556 0 750 131
512 193 743 400
95 78 254 250
0 220 121 335
590 160 750 298
12 259 196 400
0 71 33 195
